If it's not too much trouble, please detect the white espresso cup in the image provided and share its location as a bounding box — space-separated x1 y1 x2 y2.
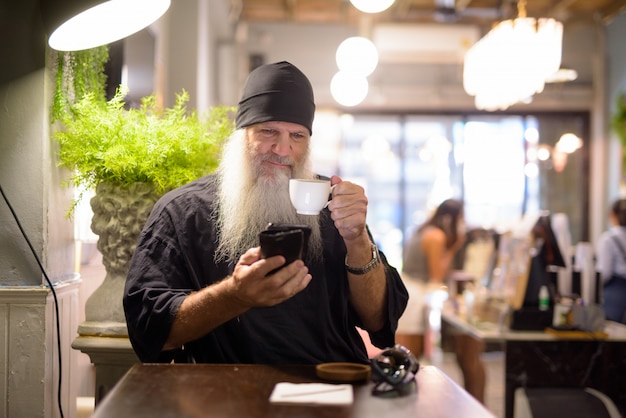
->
289 179 331 215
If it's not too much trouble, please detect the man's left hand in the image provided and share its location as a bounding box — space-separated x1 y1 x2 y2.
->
327 175 368 242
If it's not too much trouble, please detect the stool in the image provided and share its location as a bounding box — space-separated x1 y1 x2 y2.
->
514 387 621 418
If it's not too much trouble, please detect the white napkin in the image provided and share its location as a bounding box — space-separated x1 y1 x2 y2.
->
269 382 353 406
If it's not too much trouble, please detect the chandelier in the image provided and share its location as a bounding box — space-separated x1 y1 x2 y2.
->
463 0 563 111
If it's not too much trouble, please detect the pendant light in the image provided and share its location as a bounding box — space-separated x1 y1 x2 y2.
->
41 0 171 52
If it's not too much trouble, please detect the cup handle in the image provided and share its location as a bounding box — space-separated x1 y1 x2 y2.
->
323 184 336 209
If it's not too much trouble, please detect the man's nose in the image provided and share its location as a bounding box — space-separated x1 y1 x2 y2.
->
271 133 292 156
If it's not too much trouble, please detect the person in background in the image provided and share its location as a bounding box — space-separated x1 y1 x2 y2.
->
596 198 626 324
402 199 466 283
397 198 466 356
123 61 408 364
397 199 486 403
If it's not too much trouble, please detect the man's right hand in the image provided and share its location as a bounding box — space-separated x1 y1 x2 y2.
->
228 247 312 308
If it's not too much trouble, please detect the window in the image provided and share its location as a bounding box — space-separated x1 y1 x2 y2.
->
310 111 589 270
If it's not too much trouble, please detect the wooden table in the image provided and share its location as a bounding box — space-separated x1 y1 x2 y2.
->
441 307 626 418
92 363 495 418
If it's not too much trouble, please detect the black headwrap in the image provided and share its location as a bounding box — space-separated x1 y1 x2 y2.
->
235 61 315 135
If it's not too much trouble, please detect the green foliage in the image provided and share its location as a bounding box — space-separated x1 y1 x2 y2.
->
611 94 626 171
50 46 235 216
52 47 109 123
54 87 235 215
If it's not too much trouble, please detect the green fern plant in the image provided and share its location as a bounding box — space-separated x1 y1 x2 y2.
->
52 47 109 123
51 47 234 216
53 86 234 215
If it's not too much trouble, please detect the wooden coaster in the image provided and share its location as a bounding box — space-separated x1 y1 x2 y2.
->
315 362 371 382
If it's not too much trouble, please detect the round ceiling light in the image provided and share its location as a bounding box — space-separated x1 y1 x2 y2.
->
47 0 171 51
350 0 395 14
330 71 369 107
336 36 379 77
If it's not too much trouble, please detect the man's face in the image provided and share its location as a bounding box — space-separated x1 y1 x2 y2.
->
214 122 321 264
245 121 311 181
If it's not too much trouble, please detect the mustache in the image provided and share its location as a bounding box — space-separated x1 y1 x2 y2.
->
259 153 295 166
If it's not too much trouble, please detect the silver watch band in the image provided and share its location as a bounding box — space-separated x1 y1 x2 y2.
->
345 243 380 275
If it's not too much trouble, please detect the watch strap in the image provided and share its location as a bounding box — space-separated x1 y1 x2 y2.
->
345 243 380 275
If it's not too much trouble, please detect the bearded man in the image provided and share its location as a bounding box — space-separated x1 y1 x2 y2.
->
124 61 408 364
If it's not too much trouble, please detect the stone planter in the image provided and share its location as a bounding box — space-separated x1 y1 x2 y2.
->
78 182 159 337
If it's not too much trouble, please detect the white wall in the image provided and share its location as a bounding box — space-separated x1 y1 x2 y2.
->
0 4 75 286
0 1 81 416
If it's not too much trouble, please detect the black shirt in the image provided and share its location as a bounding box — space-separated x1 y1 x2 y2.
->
124 174 408 363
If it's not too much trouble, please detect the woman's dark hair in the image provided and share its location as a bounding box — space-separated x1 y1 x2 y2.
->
611 199 626 226
419 199 464 249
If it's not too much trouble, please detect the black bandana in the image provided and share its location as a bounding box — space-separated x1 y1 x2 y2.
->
235 61 315 135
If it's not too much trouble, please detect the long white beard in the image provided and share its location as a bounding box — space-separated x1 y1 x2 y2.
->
214 129 324 264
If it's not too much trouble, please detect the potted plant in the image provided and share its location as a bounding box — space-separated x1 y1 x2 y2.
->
52 47 234 214
54 87 234 215
52 47 235 335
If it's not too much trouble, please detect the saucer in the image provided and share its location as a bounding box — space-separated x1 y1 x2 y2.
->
315 362 371 382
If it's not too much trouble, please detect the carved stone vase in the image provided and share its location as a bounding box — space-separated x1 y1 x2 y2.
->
78 182 160 337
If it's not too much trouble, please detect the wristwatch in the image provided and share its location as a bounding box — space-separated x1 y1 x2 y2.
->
345 243 380 275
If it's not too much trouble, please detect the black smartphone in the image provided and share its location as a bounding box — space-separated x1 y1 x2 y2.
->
266 223 312 259
259 228 304 275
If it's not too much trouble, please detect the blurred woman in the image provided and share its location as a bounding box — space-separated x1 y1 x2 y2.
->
403 199 466 283
397 199 486 403
397 199 466 355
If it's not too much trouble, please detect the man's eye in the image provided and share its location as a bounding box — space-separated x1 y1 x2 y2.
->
292 133 306 140
260 129 275 135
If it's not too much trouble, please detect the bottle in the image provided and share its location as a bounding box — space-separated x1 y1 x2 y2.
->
539 285 549 311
